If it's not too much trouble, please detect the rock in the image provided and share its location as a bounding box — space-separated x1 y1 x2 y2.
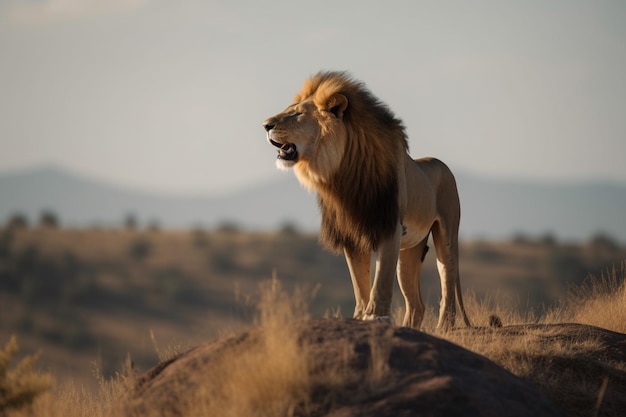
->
112 319 565 417
454 323 626 417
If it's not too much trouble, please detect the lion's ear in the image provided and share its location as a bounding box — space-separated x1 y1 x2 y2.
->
326 94 348 119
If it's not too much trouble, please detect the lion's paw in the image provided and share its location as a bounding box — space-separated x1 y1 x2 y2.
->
362 315 392 323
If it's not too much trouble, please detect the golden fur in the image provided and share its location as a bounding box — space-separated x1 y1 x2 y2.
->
263 71 471 329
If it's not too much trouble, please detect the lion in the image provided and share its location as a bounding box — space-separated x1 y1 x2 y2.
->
262 71 471 330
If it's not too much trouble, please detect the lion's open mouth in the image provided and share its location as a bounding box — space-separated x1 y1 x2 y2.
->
270 139 297 161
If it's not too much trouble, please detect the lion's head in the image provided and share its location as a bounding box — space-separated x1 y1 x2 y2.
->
262 73 352 189
263 71 408 252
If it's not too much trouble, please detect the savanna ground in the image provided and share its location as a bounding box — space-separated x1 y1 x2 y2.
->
1 224 625 416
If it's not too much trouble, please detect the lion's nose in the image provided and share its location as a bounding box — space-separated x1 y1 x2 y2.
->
263 121 275 132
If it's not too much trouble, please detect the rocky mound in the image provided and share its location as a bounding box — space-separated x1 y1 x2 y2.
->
456 322 626 417
111 319 581 417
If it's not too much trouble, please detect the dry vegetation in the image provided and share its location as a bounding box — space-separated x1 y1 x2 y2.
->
554 264 626 333
3 269 626 417
1 226 625 416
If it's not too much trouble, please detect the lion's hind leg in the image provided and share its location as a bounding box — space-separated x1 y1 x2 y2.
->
431 217 472 330
397 239 428 329
431 220 461 331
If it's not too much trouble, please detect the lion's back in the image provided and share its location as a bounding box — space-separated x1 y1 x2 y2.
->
412 157 460 209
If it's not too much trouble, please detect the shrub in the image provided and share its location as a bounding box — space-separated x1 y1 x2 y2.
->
124 213 138 231
209 249 237 274
548 247 588 288
5 213 29 230
588 232 620 254
0 229 13 260
277 221 300 237
191 227 210 248
128 238 152 262
539 232 558 247
38 210 60 229
0 336 53 413
146 220 161 233
215 221 240 233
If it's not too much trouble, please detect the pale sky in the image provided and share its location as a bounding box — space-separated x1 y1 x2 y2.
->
1 0 625 195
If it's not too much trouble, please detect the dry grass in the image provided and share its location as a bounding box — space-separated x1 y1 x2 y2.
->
4 352 134 417
3 277 317 417
429 263 626 417
7 277 397 417
0 336 53 414
191 278 314 417
4 227 623 390
4 263 626 417
550 262 626 333
150 277 394 417
416 262 626 336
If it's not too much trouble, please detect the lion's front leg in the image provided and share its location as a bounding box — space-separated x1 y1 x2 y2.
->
343 248 371 319
363 223 402 321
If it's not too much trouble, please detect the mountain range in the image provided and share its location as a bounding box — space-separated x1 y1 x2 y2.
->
0 166 624 243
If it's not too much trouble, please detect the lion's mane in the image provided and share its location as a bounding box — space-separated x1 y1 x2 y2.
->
294 72 409 253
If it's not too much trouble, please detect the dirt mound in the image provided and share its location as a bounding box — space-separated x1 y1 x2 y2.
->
112 319 574 416
455 322 626 417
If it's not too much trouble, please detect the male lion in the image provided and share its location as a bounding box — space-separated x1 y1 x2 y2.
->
262 71 470 330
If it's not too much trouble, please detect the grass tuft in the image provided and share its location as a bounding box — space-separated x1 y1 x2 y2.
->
554 262 626 333
0 336 53 415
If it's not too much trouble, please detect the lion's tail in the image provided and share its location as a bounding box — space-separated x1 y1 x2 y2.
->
456 276 472 327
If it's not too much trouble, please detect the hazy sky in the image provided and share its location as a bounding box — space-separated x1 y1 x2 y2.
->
1 0 625 195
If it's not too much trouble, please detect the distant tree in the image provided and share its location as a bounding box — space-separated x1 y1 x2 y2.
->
470 244 503 263
0 228 13 260
548 247 587 288
209 249 237 273
124 213 138 230
191 227 210 248
539 232 558 247
511 232 531 245
129 237 152 262
278 221 300 237
146 220 161 233
39 210 60 228
588 232 620 253
6 213 29 230
215 221 240 233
